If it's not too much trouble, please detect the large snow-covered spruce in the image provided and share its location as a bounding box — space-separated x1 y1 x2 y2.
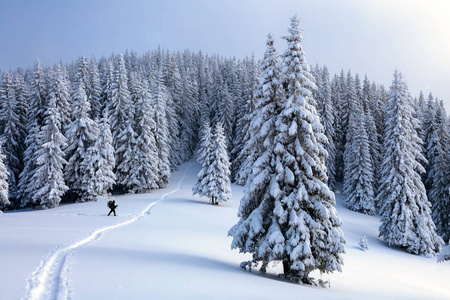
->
65 82 98 201
343 111 375 215
423 98 441 198
108 54 133 171
230 16 345 284
377 71 442 257
178 59 200 161
334 70 349 182
429 102 450 242
81 110 116 201
316 66 336 190
343 75 375 215
131 76 159 193
163 53 184 168
18 60 47 208
32 94 68 209
0 71 21 200
113 72 140 192
152 70 171 188
363 108 380 194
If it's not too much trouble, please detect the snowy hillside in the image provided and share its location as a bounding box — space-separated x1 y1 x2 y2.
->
1 160 449 300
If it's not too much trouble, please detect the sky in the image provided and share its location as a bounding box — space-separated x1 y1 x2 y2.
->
0 0 449 110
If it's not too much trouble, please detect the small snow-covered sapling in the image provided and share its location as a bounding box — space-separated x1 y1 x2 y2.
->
358 236 369 251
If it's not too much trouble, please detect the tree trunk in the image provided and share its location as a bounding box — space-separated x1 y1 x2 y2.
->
283 260 291 276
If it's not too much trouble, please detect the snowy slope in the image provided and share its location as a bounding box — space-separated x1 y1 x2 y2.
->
1 160 449 299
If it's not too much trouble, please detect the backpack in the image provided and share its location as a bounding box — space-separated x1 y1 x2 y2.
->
107 200 114 209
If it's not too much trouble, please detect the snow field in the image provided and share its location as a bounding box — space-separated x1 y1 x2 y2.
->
1 160 449 299
23 164 190 300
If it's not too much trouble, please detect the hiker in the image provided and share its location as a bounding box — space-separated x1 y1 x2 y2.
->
107 200 118 216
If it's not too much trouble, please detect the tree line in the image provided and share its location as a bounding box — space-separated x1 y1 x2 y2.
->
0 48 260 209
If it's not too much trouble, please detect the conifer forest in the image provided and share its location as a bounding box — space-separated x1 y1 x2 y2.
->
1 14 449 295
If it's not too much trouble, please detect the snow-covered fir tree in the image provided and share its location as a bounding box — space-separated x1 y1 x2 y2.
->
207 122 232 204
0 141 10 208
377 71 442 256
362 76 381 193
194 122 231 205
163 53 184 167
130 75 159 193
76 56 90 95
153 70 171 188
80 110 116 201
18 60 47 207
108 54 133 171
343 110 375 215
114 101 138 192
317 66 336 190
18 124 41 208
48 64 72 134
429 102 450 242
192 122 213 200
32 91 68 209
354 73 363 107
124 49 139 76
343 72 375 215
333 70 348 182
230 16 345 284
165 91 182 169
65 82 98 201
0 71 21 201
178 61 200 160
424 99 449 207
364 108 380 193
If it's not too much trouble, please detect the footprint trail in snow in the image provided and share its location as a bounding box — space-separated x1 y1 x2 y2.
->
22 165 190 300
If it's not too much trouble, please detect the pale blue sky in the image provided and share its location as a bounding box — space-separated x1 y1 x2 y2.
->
1 0 449 109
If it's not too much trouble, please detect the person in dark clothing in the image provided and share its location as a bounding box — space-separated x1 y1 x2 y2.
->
108 200 118 216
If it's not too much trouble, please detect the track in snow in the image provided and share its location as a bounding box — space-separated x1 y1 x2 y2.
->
22 167 189 300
